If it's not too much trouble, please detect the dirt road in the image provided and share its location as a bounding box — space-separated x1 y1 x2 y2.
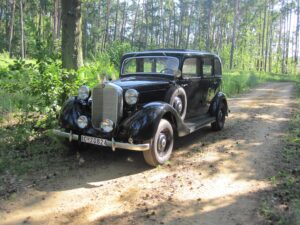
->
0 82 295 225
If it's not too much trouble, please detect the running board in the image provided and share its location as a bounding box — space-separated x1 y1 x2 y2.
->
184 116 216 133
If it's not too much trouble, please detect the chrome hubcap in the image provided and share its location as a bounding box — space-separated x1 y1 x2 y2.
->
158 133 167 152
173 97 183 114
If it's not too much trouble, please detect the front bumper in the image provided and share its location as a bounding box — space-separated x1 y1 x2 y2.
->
53 129 150 151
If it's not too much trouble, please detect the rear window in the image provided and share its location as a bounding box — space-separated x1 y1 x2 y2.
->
202 58 213 77
214 58 222 75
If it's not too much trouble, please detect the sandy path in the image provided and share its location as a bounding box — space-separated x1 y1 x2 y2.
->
0 82 295 225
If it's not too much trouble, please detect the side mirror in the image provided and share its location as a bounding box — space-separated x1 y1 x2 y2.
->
174 70 182 78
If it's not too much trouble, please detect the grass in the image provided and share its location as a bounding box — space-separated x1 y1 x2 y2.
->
260 80 300 225
222 70 298 97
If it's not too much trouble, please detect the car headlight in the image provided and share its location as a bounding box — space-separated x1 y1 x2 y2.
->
100 119 114 133
125 89 139 105
77 115 88 129
78 85 90 100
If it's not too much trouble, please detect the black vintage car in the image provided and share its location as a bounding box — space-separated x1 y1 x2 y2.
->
54 49 229 166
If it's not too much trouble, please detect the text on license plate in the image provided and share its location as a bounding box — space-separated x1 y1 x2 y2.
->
81 135 107 146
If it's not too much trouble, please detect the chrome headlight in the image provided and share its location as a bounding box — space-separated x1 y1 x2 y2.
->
125 89 139 105
78 85 90 100
100 119 114 133
77 115 88 129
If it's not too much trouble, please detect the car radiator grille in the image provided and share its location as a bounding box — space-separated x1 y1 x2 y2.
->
92 83 123 129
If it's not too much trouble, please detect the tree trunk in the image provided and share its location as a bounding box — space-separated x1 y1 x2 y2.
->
160 0 165 47
150 0 154 46
103 0 111 49
260 0 267 71
20 0 25 59
230 0 239 70
131 0 140 46
120 2 127 41
285 7 292 73
295 0 300 63
268 0 274 73
113 0 119 41
61 0 83 70
173 6 176 48
8 0 15 58
144 0 149 48
264 2 269 72
53 0 60 43
205 0 212 50
5 0 10 50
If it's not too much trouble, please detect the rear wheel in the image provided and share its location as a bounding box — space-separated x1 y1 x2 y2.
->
211 102 226 131
143 119 174 166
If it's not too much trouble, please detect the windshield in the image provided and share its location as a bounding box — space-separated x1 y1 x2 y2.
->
121 56 179 76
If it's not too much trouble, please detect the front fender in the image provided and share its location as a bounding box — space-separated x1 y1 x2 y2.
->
209 92 229 116
59 97 92 132
117 102 188 142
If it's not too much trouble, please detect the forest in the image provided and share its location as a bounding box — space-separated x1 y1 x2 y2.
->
0 0 300 225
0 0 299 72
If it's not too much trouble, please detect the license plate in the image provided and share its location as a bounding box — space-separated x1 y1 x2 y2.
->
81 135 107 146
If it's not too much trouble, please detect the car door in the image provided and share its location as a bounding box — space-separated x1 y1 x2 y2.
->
199 56 215 115
178 57 203 118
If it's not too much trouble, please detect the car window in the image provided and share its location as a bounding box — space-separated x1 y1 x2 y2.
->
214 58 222 75
202 58 213 77
122 56 179 76
182 58 198 78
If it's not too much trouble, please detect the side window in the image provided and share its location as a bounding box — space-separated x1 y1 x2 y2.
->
202 58 213 77
182 58 197 78
214 58 222 75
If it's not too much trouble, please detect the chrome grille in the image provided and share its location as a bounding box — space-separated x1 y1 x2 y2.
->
92 83 123 129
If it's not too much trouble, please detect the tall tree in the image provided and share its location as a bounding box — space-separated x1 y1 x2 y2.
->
8 0 15 58
20 0 25 59
61 0 83 70
114 0 120 41
230 0 239 69
295 0 299 63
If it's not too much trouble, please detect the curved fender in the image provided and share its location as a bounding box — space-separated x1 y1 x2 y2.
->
117 102 189 142
59 97 85 131
209 92 229 116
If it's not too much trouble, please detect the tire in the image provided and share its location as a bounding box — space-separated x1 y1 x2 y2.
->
168 87 187 120
143 119 174 166
211 102 226 131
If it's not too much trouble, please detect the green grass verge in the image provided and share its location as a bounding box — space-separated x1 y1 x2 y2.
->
222 70 298 97
260 81 300 225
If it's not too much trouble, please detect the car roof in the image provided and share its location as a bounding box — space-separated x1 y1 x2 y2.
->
122 49 220 59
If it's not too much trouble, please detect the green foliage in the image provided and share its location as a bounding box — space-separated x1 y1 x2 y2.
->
222 71 298 97
0 123 66 175
78 53 119 87
105 41 133 68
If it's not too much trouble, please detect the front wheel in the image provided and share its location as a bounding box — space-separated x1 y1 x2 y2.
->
211 102 226 131
143 119 174 166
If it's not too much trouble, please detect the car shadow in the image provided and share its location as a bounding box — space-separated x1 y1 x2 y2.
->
32 125 215 193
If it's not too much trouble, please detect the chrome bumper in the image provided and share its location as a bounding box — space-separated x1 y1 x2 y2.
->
52 129 150 152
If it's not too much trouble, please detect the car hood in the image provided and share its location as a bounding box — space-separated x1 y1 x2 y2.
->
112 76 171 92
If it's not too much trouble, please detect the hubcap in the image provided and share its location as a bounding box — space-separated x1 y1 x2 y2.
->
173 97 183 114
158 133 167 152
